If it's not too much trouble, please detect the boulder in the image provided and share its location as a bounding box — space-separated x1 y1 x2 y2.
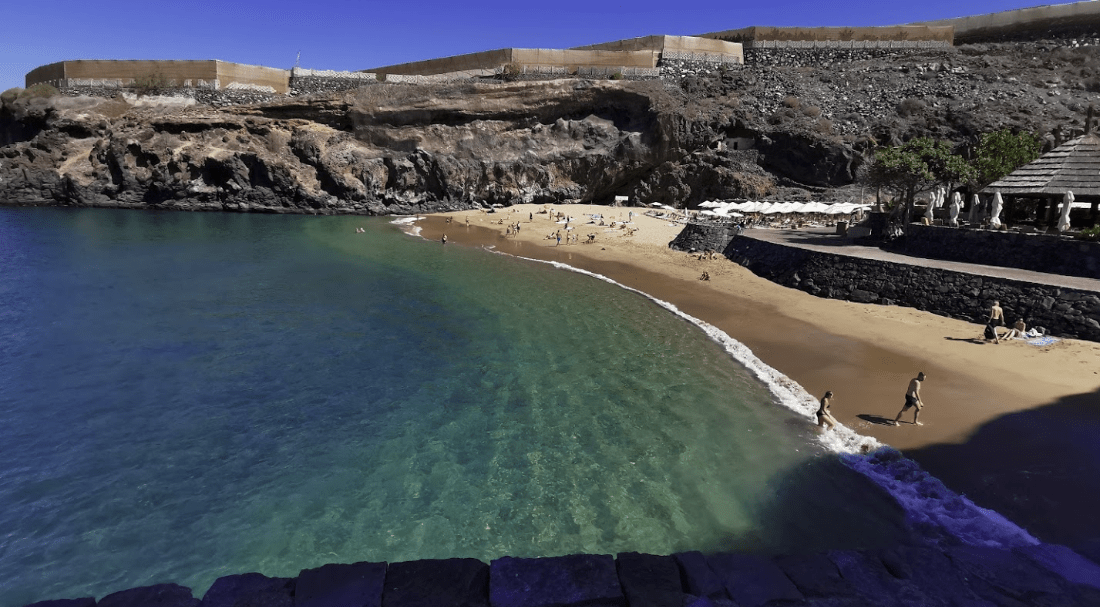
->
22 599 97 607
672 552 728 600
381 558 488 607
774 553 855 598
704 553 802 607
615 552 682 607
98 583 200 607
295 561 386 607
201 572 295 607
489 554 624 607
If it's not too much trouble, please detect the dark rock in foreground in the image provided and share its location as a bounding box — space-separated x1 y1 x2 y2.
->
22 543 1100 607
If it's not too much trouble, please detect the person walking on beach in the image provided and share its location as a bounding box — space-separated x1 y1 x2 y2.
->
892 372 926 426
817 391 837 430
986 300 1005 343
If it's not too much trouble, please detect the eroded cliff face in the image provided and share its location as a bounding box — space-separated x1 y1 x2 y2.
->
5 40 1095 214
0 80 779 214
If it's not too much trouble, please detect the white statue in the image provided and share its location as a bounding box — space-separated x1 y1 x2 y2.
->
1058 191 1074 233
968 193 980 226
990 192 1004 229
948 192 961 227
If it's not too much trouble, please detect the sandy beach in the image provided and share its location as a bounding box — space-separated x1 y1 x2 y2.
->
419 203 1100 546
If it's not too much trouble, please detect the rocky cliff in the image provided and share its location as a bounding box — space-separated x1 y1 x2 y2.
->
2 38 1099 214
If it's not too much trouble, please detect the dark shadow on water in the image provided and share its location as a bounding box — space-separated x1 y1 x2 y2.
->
904 386 1100 551
858 414 901 426
690 436 915 556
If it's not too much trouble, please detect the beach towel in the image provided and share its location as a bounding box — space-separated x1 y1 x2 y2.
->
1026 336 1060 346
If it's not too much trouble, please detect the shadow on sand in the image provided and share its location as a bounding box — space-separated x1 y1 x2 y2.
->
858 414 901 426
943 336 989 345
903 386 1100 552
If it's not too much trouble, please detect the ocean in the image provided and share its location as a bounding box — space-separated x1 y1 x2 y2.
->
0 207 1032 606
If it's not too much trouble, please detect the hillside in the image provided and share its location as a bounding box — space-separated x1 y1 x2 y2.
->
2 38 1099 214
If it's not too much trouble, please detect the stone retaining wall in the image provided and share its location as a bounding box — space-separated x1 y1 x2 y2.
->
56 87 279 107
888 224 1100 280
668 221 739 253
22 543 1100 607
723 232 1100 341
745 46 946 67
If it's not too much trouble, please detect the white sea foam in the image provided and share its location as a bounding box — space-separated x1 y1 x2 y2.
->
390 216 422 237
514 255 1041 550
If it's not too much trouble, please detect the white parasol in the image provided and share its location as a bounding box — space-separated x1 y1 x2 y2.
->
990 192 1004 228
1058 191 1074 232
948 192 961 227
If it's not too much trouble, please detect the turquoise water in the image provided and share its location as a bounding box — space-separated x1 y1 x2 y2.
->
0 208 909 606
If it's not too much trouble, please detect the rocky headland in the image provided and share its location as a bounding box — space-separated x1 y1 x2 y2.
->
3 38 1100 215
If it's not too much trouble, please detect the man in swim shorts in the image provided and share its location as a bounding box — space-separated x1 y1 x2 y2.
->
987 301 1005 343
892 372 925 426
817 391 837 430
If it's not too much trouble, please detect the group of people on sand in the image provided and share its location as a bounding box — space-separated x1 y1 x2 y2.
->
817 371 927 431
984 300 1037 343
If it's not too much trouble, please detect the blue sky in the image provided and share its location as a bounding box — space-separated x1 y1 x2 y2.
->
0 1 1061 92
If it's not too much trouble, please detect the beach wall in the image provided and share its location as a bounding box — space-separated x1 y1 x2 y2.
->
723 233 1100 342
25 60 290 94
889 224 1100 280
668 221 739 252
916 0 1100 43
20 544 1100 607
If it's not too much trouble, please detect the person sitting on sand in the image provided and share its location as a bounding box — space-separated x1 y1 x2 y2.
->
441 234 447 244
1004 318 1027 340
892 372 925 426
699 271 710 281
817 391 837 430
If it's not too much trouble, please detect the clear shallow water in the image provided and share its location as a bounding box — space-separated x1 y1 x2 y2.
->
0 208 913 606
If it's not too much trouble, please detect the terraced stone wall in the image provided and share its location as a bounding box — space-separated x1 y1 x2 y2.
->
890 224 1100 280
722 231 1100 342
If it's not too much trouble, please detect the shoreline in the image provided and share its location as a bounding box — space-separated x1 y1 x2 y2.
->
415 203 1100 546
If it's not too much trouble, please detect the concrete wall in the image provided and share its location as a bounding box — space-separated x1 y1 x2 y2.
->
572 35 743 61
370 49 513 76
916 0 1100 43
699 25 954 45
23 62 65 88
370 48 660 76
215 61 290 93
25 60 290 94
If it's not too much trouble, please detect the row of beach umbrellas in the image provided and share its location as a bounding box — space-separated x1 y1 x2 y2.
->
697 200 872 216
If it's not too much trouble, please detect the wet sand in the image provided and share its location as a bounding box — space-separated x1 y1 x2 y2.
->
419 204 1100 545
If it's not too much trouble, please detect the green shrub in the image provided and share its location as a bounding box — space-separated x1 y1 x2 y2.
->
609 71 623 81
1075 225 1100 241
375 72 387 82
18 83 59 100
501 63 522 82
1 87 22 109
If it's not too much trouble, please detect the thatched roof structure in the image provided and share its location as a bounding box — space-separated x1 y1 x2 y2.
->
984 132 1100 198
